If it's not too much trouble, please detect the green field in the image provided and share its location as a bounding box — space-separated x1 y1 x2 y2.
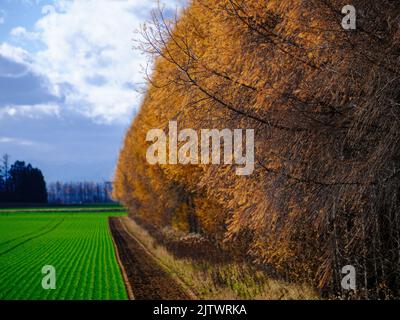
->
0 207 128 300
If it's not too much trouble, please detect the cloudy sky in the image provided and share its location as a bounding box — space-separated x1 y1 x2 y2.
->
0 0 182 182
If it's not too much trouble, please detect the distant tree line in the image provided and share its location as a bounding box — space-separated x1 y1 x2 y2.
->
0 154 48 203
47 181 114 205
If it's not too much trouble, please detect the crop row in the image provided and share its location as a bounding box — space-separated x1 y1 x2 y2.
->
0 212 127 300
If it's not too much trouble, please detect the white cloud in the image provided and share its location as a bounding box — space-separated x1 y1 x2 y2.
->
7 0 184 124
10 27 38 40
0 137 37 146
0 43 33 66
41 4 56 15
0 104 60 119
10 26 26 36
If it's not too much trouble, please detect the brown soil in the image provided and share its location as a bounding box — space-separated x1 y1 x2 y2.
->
109 217 191 300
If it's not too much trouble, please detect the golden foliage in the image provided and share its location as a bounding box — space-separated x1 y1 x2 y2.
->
115 0 400 298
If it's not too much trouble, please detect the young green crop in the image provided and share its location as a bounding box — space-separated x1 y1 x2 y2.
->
0 209 128 300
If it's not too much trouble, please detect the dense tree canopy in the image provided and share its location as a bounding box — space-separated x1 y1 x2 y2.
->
114 0 400 298
0 155 47 204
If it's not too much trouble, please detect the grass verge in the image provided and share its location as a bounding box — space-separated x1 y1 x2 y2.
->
121 216 319 300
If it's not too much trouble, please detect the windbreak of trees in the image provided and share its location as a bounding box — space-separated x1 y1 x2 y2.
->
114 0 400 298
0 154 48 203
47 181 114 205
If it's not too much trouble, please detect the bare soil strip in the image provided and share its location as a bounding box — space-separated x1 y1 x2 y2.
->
109 217 191 300
108 221 135 300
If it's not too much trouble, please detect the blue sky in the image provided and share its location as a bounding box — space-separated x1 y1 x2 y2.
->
0 0 183 182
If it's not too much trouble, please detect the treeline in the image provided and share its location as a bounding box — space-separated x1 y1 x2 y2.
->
0 154 47 203
114 0 400 298
47 181 114 205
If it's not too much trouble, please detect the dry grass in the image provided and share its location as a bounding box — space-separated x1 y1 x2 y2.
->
121 216 319 300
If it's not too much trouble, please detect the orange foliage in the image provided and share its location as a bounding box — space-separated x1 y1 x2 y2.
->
114 0 400 298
